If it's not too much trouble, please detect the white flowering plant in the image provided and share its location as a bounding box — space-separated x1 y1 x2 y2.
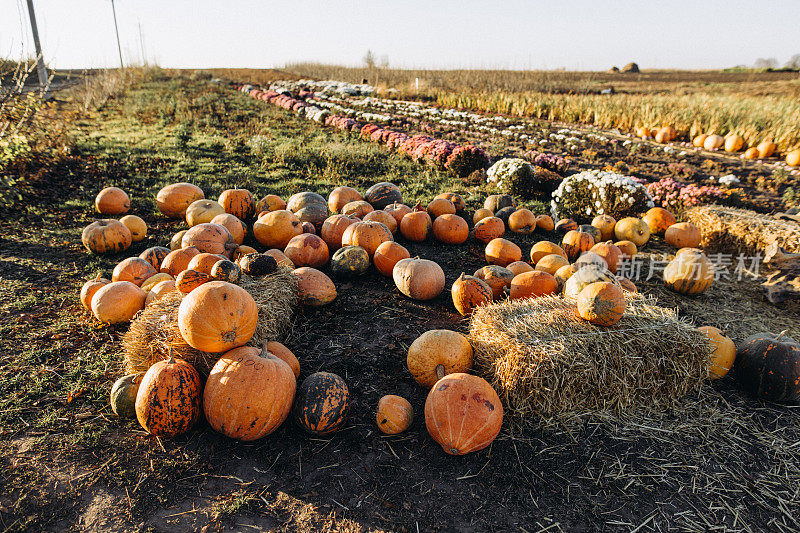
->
551 170 654 222
487 158 563 199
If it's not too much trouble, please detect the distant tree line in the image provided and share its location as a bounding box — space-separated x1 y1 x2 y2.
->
753 54 800 70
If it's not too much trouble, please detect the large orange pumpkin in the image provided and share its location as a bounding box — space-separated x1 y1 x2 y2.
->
284 233 330 268
112 257 157 286
589 241 623 273
376 395 414 435
451 273 493 316
393 258 445 300
95 186 130 215
211 213 247 245
156 183 204 218
328 186 363 213
341 220 393 257
399 211 433 242
160 246 200 277
203 345 296 440
91 281 146 324
562 230 595 261
82 219 132 255
473 216 504 244
178 281 258 352
425 373 503 455
508 209 536 234
181 223 237 258
341 200 374 218
185 199 225 227
373 241 410 276
698 326 736 380
427 198 456 219
665 222 701 249
293 372 350 434
363 210 398 235
510 270 559 299
407 330 473 388
474 265 514 299
591 215 617 241
80 277 111 310
294 267 337 306
536 214 555 232
614 217 650 247
384 203 413 226
433 214 469 244
218 189 256 220
485 238 522 267
473 208 494 225
253 210 303 249
255 194 287 214
530 241 567 264
663 249 714 295
139 246 171 271
135 356 201 438
320 214 359 250
577 282 626 326
642 208 677 236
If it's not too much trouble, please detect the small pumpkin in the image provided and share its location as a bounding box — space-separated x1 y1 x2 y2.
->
452 273 493 316
399 210 433 242
536 214 555 231
373 241 410 277
219 188 256 220
112 257 157 286
265 341 300 378
363 210 398 234
614 217 650 247
665 222 701 249
95 186 130 215
734 331 800 402
211 213 247 245
435 192 465 212
704 135 724 150
328 186 363 213
510 270 559 300
330 245 370 278
530 241 567 264
294 267 337 306
82 219 132 255
642 207 677 236
756 141 777 159
554 218 578 233
562 230 595 261
786 150 800 166
473 208 494 225
80 277 111 310
433 214 469 244
693 134 708 147
426 198 456 219
156 183 204 218
506 261 534 277
563 264 620 298
535 253 570 276
743 147 760 160
589 241 622 273
185 199 225 227
293 372 350 435
210 259 242 283
473 216 505 244
187 252 225 275
591 215 616 241
485 238 522 267
393 258 445 301
253 210 303 249
170 230 187 251
474 265 514 299
724 134 744 153
178 281 258 352
140 273 173 292
384 202 413 226
110 373 143 418
284 234 330 268
425 373 503 455
577 282 625 326
255 194 287 214
160 246 200 277
92 280 146 323
615 240 638 258
176 269 211 293
697 326 736 380
578 224 602 243
508 208 536 234
135 355 202 438
139 246 171 271
663 249 714 295
484 194 515 213
181 223 237 258
120 215 147 242
376 395 414 435
232 245 258 262
239 253 278 277
407 330 473 388
320 214 359 250
297 205 330 230
365 182 403 209
554 264 577 287
341 200 374 218
341 220 393 257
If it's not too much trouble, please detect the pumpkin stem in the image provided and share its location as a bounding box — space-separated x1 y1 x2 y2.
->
776 329 789 341
436 364 445 380
166 346 175 365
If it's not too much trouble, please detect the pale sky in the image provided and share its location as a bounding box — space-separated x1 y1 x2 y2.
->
1 0 798 71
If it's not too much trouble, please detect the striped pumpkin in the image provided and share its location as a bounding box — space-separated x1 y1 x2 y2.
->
365 182 403 209
135 356 201 437
293 372 350 435
663 250 714 295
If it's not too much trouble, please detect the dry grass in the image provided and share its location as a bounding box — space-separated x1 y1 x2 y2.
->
685 205 800 255
469 293 710 418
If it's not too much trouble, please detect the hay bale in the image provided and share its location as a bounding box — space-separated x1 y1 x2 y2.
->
122 268 298 375
685 205 800 256
468 294 710 417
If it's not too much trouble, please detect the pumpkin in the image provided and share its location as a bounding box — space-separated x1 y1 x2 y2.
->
232 245 258 262
176 269 211 293
407 330 473 388
294 204 328 230
219 189 256 220
693 134 708 148
734 331 800 402
473 208 494 225
579 224 602 243
506 261 534 277
427 214 466 244
577 282 625 326
641 209 674 237
617 277 638 293
140 273 173 292
253 210 303 249
264 249 294 269
92 281 146 324
654 129 669 144
787 150 800 167
287 191 327 213
425 373 503 455
170 230 187 251
574 251 609 271
328 186 363 213
615 240 638 258
284 234 330 268
473 216 505 244
589 241 622 273
135 355 201 437
211 213 247 245
330 245 370 278
508 209 536 234
663 249 714 295
614 217 650 247
555 218 578 233
485 238 522 267
341 220 393 257
665 222 701 249
293 372 350 434
399 211 433 242
373 241 410 277
530 241 567 264
385 203 413 226
341 200 374 218
393 258 445 301
363 210 398 234
112 257 157 286
210 260 242 283
743 147 760 160
255 194 287 214
187 252 224 275
82 219 132 255
724 135 744 153
265 341 300 378
660 126 677 141
536 214 555 231
119 215 147 242
484 194 515 213
435 192 465 212
474 265 514 299
451 273 493 316
365 182 403 209
139 246 171 271
697 326 736 380
704 134 724 150
238 253 278 277
80 277 110 310
156 183 204 218
427 198 456 219
495 206 517 227
145 280 176 306
563 264 619 298
320 214 359 250
185 199 225 227
376 395 414 435
110 373 143 418
535 253 570 276
181 223 236 258
203 345 296 440
95 186 130 215
178 281 257 352
294 267 337 306
637 126 651 139
510 270 559 300
554 264 577 287
562 230 595 261
591 215 617 241
756 141 777 159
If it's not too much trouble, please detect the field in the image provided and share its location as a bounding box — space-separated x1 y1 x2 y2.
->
1 69 800 532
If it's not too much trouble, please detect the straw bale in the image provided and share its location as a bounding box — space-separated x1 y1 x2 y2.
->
685 205 800 256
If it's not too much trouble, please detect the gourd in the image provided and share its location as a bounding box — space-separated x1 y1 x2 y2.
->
181 223 237 258
112 257 157 286
376 395 414 434
642 208 676 236
591 215 616 241
373 241 410 277
508 209 536 234
110 373 143 418
530 241 567 264
407 330 473 388
293 372 350 434
185 199 225 227
561 230 595 261
341 221 393 257
474 265 514 299
253 210 303 249
614 217 650 247
364 182 403 209
697 326 736 380
735 331 800 402
393 258 445 300
328 186 363 213
451 273 493 315
432 214 469 244
135 355 202 437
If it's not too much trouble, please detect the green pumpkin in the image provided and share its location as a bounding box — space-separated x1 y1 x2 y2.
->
579 224 602 243
210 259 242 284
110 373 144 418
330 245 370 278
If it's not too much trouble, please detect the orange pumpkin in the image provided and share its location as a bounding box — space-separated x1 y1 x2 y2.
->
91 281 146 324
591 215 617 241
757 141 777 159
320 214 359 250
341 220 393 257
407 330 473 388
787 150 800 167
145 280 176 306
255 194 287 214
698 326 736 379
474 265 514 299
536 214 555 232
554 264 577 287
563 264 620 298
642 208 677 236
506 261 534 277
203 345 296 440
704 134 724 150
435 192 466 212
156 183 204 218
119 215 147 242
376 395 414 435
363 209 398 235
535 254 570 276
530 241 567 264
663 249 714 295
485 238 522 267
393 258 445 300
373 241 410 276
473 208 494 225
293 372 350 435
400 211 433 242
140 273 173 292
425 373 503 455
693 134 708 147
743 147 759 160
451 273 493 316
219 189 256 220
385 203 413 226
614 217 650 247
615 240 638 258
95 186 130 215
232 245 258 262
665 222 701 249
139 246 171 271
724 134 744 153
589 241 622 273
577 282 625 326
473 216 504 244
284 233 330 268
170 230 187 251
80 277 110 310
264 249 294 269
341 200 374 218
187 252 225 275
265 341 300 378
253 210 303 249
328 186 363 213
135 356 201 438
82 219 132 255
510 270 559 299
617 277 638 293
555 218 578 232
175 269 211 293
432 214 469 244
294 267 337 306
178 281 258 352
181 223 237 258
562 230 595 261
211 213 247 245
112 257 157 286
508 209 536 234
185 199 225 227
427 198 456 219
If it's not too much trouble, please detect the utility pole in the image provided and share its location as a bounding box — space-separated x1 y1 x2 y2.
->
110 0 124 69
138 21 146 65
24 0 49 96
